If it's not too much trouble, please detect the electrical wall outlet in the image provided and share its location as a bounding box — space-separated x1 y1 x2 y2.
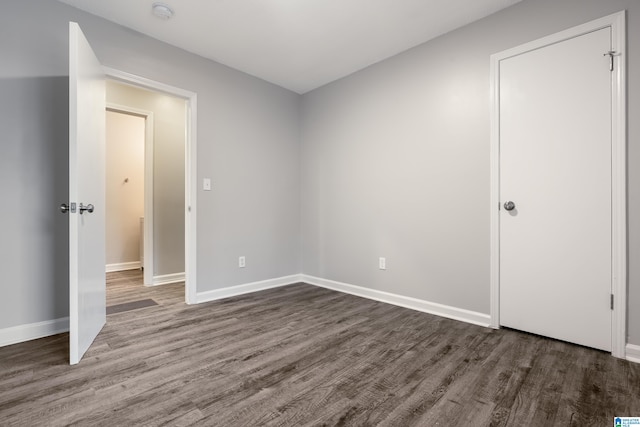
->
239 256 246 268
379 257 386 270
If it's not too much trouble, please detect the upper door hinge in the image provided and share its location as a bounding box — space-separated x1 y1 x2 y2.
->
604 51 618 72
610 293 614 310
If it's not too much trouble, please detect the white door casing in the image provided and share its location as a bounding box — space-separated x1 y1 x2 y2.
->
69 22 107 365
489 12 627 357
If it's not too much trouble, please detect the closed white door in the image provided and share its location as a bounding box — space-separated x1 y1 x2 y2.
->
499 28 612 351
68 22 106 364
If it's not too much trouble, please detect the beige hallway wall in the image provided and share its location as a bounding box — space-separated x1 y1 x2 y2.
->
105 110 145 268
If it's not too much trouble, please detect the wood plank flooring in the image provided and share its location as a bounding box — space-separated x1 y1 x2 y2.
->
1 270 639 426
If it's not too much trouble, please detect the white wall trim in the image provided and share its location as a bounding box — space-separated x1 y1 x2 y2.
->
147 272 186 286
196 275 303 304
195 273 489 327
104 67 198 305
106 261 141 273
626 344 640 364
0 318 69 348
609 10 628 361
302 275 491 327
185 93 198 305
489 11 627 357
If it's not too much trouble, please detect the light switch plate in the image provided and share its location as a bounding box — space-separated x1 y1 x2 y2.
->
203 178 211 191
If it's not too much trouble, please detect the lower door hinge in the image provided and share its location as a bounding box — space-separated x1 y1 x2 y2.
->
610 293 614 310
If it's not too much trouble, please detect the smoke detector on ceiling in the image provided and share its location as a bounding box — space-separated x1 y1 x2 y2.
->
152 2 174 20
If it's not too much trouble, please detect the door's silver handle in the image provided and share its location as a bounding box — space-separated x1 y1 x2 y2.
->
503 201 516 211
79 203 94 214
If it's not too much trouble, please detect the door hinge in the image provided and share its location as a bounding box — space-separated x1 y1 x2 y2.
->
604 51 618 72
610 293 614 310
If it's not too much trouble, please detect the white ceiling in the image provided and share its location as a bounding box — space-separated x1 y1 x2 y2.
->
58 0 521 94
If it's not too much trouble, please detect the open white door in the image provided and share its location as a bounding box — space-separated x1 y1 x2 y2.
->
68 22 106 365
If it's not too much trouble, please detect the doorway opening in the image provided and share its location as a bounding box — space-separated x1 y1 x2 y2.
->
105 68 198 305
106 82 186 292
105 106 149 278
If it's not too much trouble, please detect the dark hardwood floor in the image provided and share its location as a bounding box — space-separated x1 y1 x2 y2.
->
1 270 639 426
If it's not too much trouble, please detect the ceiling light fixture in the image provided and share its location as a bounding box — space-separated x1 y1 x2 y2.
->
152 2 174 20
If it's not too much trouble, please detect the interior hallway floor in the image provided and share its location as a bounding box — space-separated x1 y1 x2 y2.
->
106 269 184 307
0 271 639 426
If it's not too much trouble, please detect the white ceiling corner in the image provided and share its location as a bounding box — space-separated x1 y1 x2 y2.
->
57 0 522 94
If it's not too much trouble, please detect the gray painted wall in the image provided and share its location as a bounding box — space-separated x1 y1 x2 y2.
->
300 0 640 345
106 81 186 276
0 0 301 329
0 77 69 328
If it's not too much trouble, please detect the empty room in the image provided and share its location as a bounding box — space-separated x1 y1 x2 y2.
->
1 0 639 425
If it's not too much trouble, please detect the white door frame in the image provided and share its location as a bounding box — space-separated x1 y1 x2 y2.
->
104 67 198 305
489 11 627 358
105 104 154 286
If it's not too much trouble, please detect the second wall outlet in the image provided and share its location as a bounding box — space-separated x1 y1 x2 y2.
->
239 256 246 268
379 257 386 270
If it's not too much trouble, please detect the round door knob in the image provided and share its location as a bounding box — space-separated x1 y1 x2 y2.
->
504 201 516 211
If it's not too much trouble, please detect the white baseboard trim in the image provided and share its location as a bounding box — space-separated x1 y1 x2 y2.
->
301 275 491 327
0 317 69 348
106 261 141 273
626 343 640 363
196 273 490 327
147 272 186 287
196 274 303 304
